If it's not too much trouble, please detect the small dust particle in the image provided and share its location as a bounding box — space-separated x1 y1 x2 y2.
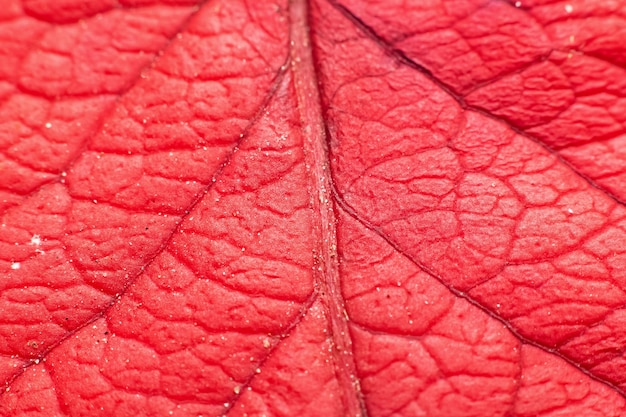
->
45 122 52 129
234 386 241 394
10 262 20 270
565 4 573 13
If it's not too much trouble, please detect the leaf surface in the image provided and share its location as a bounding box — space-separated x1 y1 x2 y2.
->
1 0 626 416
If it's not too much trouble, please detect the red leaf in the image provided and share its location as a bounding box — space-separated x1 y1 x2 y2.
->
1 0 625 416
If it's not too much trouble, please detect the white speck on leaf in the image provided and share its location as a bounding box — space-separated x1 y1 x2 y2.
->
10 262 20 270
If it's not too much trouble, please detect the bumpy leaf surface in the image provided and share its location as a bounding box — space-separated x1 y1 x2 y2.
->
1 0 626 416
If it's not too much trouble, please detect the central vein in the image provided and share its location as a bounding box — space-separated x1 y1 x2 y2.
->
289 0 366 415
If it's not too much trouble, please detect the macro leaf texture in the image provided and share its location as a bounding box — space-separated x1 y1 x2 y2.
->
1 0 626 415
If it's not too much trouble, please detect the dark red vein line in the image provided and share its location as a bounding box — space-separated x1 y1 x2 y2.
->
327 0 626 210
331 184 626 399
222 291 319 413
